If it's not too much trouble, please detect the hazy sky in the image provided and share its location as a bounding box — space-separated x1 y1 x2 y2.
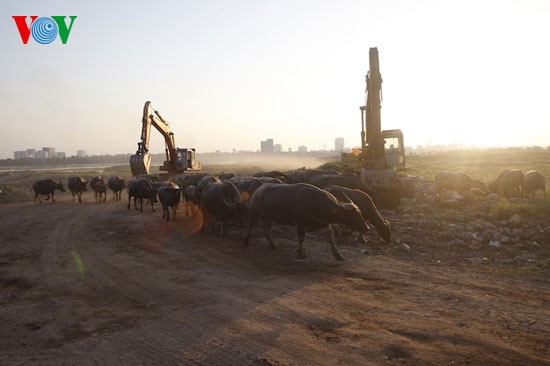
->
1 0 549 159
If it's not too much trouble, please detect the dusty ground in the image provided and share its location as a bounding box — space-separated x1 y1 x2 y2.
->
0 171 549 365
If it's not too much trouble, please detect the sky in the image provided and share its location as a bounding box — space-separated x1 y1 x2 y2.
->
1 0 549 159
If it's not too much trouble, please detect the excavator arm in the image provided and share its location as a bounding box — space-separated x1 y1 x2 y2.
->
130 101 200 177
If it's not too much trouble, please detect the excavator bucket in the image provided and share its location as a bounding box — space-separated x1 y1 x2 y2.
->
130 153 151 177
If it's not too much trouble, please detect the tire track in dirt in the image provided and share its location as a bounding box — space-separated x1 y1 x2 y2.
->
32 203 281 364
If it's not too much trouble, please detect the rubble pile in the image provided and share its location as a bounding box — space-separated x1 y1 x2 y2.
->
379 175 550 265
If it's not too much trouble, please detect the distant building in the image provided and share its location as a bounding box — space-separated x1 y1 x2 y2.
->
35 150 46 159
274 144 282 153
298 145 308 153
14 151 27 159
260 138 274 153
335 137 344 152
42 147 56 159
56 152 66 159
76 150 87 157
26 149 36 158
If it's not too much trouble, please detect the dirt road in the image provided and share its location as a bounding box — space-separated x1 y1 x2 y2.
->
1 192 549 365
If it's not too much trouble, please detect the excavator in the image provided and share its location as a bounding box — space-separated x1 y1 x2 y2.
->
342 48 405 208
129 101 201 177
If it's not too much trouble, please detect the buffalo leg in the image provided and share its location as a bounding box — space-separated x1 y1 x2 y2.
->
35 192 41 203
296 226 307 259
127 195 131 210
220 218 226 238
328 224 344 261
172 204 178 220
243 216 256 247
262 219 276 250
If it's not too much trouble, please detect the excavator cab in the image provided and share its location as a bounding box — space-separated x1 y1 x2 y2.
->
382 129 406 170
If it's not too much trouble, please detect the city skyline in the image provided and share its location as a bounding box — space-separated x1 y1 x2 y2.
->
1 1 549 160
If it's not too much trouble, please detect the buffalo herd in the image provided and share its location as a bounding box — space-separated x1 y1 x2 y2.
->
28 167 546 260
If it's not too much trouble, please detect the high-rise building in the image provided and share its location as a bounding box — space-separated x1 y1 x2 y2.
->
26 149 36 158
76 150 87 157
42 147 56 159
274 144 282 153
298 145 308 153
56 152 66 159
265 138 274 153
335 137 344 152
14 151 27 159
260 138 274 153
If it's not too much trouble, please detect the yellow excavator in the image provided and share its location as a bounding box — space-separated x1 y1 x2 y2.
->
129 101 201 177
342 48 405 208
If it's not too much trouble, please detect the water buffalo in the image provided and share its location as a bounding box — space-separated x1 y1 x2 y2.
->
67 176 88 203
94 180 107 202
523 170 546 200
435 172 487 196
252 170 287 182
218 172 237 181
243 183 369 261
89 176 107 202
127 178 157 212
175 173 206 192
200 181 246 238
310 173 371 193
489 169 524 197
197 175 221 194
31 179 65 203
232 177 264 202
158 182 181 220
183 185 200 216
89 176 103 191
258 177 283 184
325 185 391 243
108 176 125 201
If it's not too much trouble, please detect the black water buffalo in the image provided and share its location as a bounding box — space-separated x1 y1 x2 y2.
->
158 182 181 220
325 185 391 243
200 181 246 237
252 170 287 182
436 172 487 196
108 176 125 201
89 176 103 191
232 177 264 201
94 180 107 202
89 176 107 202
258 177 283 184
67 176 88 203
175 173 206 192
183 185 200 216
127 178 157 212
218 172 237 181
197 175 221 193
310 174 371 193
243 183 369 260
31 179 65 203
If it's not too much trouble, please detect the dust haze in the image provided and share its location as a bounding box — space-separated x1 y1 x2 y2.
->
195 153 334 173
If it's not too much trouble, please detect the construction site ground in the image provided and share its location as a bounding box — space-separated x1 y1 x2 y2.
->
0 168 548 366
